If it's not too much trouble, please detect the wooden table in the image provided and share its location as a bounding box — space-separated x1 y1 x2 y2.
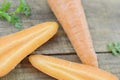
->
0 0 120 79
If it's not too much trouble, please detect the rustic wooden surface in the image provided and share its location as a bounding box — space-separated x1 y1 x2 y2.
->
0 0 120 80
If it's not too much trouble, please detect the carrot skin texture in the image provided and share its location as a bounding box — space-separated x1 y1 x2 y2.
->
0 22 58 77
48 0 98 67
29 55 118 80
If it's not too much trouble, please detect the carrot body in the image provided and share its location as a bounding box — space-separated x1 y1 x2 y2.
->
48 0 98 67
0 22 58 77
29 54 118 80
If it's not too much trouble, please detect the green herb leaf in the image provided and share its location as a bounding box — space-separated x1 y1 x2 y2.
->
0 11 11 22
0 0 11 12
14 0 31 16
107 42 120 56
11 15 22 29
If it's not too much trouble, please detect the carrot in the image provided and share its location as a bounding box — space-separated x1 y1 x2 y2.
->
29 54 118 80
48 0 98 67
0 22 58 77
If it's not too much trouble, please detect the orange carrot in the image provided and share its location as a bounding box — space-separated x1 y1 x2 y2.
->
0 22 58 77
48 0 98 67
29 54 118 80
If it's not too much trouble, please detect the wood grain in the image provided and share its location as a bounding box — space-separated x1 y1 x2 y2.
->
0 53 119 80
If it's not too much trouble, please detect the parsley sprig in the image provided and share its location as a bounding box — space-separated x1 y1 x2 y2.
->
107 42 120 56
0 0 31 28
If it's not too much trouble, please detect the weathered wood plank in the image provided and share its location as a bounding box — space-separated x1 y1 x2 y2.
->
0 53 119 80
0 0 120 53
